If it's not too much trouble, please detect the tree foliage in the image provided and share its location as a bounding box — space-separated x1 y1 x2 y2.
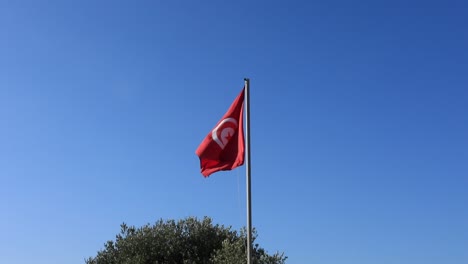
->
86 216 286 264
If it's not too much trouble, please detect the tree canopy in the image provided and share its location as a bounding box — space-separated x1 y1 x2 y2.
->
86 216 286 264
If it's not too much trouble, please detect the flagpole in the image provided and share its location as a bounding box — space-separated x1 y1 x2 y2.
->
244 78 252 264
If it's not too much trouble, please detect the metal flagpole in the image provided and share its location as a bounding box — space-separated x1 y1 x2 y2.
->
244 78 252 264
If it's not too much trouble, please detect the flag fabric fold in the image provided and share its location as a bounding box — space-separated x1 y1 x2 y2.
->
195 88 245 177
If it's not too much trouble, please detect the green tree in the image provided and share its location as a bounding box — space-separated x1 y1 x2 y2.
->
86 216 286 264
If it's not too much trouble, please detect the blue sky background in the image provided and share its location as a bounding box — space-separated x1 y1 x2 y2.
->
1 1 467 263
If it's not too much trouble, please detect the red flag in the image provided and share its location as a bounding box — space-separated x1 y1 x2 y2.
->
196 88 245 177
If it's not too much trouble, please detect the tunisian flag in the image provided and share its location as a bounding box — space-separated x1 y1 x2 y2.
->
196 88 245 177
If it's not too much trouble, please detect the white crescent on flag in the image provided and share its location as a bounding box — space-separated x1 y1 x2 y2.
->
212 117 238 149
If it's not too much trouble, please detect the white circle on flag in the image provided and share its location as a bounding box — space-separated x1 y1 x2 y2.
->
212 118 238 149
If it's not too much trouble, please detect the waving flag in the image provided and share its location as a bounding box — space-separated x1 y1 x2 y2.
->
195 88 245 177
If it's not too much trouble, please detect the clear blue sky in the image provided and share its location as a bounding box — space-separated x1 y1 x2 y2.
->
1 1 467 263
